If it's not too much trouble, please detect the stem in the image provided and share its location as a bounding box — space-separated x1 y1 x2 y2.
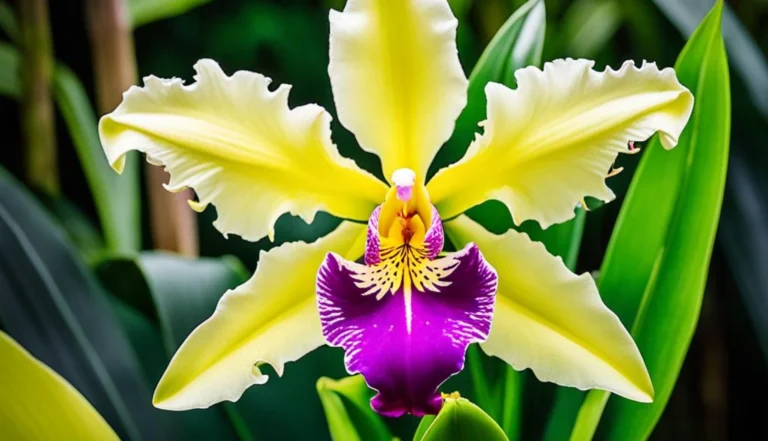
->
500 366 523 440
569 391 610 441
467 344 494 416
85 0 198 256
20 0 58 194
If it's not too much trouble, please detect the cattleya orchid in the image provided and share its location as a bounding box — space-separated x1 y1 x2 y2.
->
99 0 693 417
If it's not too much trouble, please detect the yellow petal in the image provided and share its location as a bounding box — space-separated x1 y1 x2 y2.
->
329 0 468 180
100 59 387 242
153 221 367 410
445 216 653 402
429 59 694 227
0 332 120 441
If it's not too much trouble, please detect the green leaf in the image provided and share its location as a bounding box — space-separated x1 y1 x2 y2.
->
569 1 731 439
430 0 545 175
96 252 248 354
35 193 106 264
413 416 436 441
97 253 254 441
53 65 141 253
0 331 121 441
108 297 245 441
129 0 212 28
653 0 768 120
0 168 172 441
560 0 622 58
0 43 141 253
316 376 392 441
419 397 508 441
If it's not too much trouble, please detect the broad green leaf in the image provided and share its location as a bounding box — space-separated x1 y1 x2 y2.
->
0 168 172 441
96 252 248 354
419 397 508 441
0 331 121 441
0 43 141 253
108 297 245 441
317 376 392 441
35 193 106 263
653 0 768 120
96 253 254 441
129 0 211 28
570 1 730 439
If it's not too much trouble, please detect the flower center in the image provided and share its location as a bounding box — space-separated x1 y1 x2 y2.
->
354 169 455 302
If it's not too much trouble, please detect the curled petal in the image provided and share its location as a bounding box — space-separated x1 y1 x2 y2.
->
445 216 653 402
329 0 468 179
317 244 497 417
100 59 387 242
429 59 694 226
153 222 367 410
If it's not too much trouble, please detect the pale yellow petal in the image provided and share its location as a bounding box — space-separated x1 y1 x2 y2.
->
429 59 693 227
0 332 120 441
153 221 367 410
100 59 387 242
445 216 653 402
329 0 468 179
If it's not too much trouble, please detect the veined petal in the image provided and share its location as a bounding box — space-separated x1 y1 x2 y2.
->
445 216 653 402
153 221 367 410
317 244 497 417
429 59 694 226
329 0 468 180
100 59 387 242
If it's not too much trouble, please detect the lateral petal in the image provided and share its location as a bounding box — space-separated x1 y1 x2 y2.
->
100 59 387 242
329 0 468 179
445 216 653 402
429 59 693 227
153 221 367 410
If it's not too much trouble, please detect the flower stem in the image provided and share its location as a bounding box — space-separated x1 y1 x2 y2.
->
20 0 58 194
85 0 198 256
500 365 523 440
467 344 494 416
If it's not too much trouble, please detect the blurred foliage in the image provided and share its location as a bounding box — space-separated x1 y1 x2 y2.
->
0 0 767 439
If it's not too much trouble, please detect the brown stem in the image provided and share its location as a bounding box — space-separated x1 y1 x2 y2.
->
85 0 198 256
20 0 58 194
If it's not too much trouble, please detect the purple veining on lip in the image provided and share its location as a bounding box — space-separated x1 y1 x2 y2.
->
422 205 443 260
365 205 382 266
316 243 498 417
364 204 443 266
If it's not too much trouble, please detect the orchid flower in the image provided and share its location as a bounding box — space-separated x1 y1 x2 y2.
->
99 0 693 417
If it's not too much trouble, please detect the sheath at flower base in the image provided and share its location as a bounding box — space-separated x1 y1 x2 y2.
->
97 0 694 418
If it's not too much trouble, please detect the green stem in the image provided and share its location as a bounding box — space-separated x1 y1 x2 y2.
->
467 344 494 416
500 365 523 440
20 0 58 194
568 391 610 441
